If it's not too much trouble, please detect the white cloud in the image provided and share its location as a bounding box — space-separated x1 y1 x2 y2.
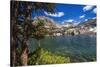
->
62 19 80 26
79 14 85 19
61 19 74 24
83 5 94 12
65 19 74 22
44 11 64 17
93 8 97 14
92 17 96 19
85 19 88 21
73 22 80 26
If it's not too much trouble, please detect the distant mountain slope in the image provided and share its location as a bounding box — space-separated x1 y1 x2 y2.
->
78 19 96 27
32 16 56 28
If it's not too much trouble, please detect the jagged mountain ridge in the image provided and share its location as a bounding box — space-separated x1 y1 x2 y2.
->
32 16 96 28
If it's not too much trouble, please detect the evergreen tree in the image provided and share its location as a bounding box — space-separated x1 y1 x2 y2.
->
11 1 55 66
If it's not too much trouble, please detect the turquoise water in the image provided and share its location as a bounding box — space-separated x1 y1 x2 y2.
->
29 35 96 62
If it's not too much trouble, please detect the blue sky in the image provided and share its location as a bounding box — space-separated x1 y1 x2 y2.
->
32 3 96 24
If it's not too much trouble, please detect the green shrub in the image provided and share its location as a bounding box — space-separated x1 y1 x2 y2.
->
28 47 70 65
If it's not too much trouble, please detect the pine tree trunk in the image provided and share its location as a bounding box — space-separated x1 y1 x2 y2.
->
21 40 28 65
20 17 29 65
11 38 16 66
20 5 31 65
11 1 19 66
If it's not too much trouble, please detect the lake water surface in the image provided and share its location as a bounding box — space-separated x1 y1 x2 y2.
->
29 35 96 62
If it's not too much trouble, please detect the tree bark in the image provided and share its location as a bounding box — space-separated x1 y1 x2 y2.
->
11 1 19 66
11 37 16 66
20 17 29 65
20 3 32 65
11 21 18 66
21 40 29 65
